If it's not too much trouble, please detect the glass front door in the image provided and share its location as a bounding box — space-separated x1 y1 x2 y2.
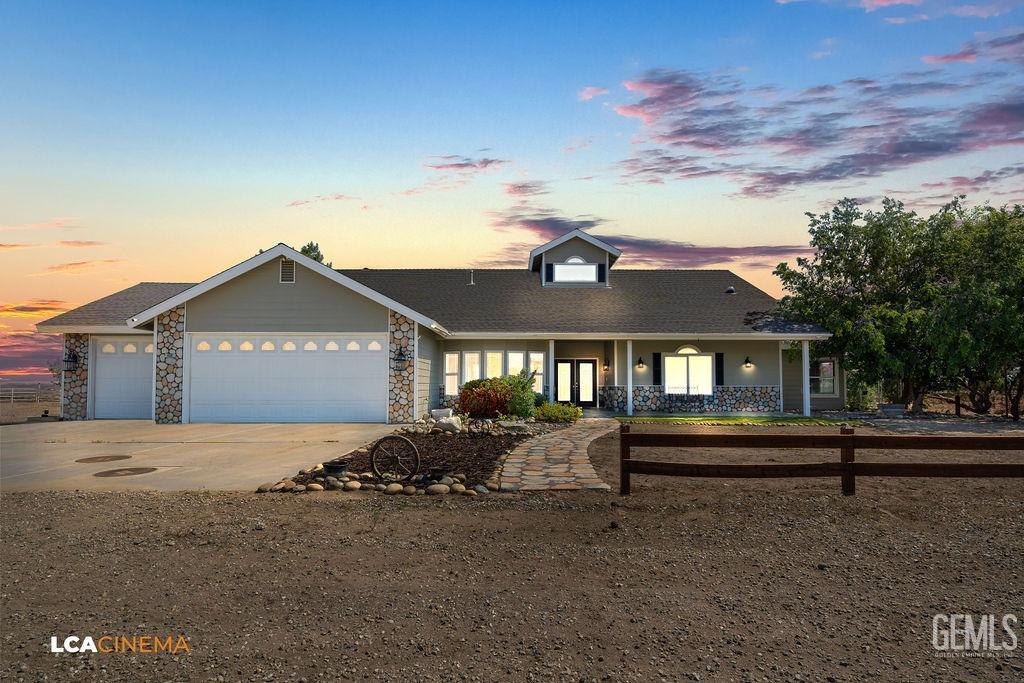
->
555 359 598 408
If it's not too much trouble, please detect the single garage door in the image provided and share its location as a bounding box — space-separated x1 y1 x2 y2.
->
93 337 154 419
187 333 388 422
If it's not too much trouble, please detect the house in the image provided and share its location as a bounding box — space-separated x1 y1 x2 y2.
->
36 231 843 423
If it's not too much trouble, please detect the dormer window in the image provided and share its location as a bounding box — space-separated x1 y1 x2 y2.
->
553 256 599 283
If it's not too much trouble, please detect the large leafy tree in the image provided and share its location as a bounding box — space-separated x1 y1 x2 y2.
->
927 203 1024 417
774 198 943 411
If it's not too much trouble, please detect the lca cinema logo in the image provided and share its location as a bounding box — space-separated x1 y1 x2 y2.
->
48 634 190 655
932 614 1018 658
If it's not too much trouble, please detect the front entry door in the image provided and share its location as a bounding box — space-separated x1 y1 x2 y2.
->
555 359 597 408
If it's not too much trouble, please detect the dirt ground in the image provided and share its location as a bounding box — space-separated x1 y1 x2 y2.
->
0 401 59 425
2 424 1022 682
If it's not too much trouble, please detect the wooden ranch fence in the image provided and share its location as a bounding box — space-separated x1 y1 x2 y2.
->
618 425 1024 495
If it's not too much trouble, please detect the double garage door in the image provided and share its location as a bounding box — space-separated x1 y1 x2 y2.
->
187 333 388 422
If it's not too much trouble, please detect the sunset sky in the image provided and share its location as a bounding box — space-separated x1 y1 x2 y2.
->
2 0 1023 381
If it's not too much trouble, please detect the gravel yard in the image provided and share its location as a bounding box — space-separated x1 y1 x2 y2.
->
2 424 1022 682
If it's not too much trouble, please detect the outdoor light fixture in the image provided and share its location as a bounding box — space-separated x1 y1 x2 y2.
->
636 356 646 370
743 356 753 369
62 350 79 373
603 358 609 371
393 347 409 362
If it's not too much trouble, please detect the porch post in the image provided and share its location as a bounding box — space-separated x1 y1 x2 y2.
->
626 339 634 416
801 340 811 417
777 340 784 414
548 339 555 402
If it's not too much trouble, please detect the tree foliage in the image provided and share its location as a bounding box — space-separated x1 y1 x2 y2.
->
299 241 332 268
774 197 1024 417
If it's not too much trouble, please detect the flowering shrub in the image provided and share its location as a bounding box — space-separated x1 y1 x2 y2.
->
457 378 512 418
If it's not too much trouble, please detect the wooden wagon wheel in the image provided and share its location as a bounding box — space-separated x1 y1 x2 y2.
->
370 435 420 481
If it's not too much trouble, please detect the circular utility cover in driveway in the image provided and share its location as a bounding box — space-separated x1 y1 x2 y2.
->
93 467 157 477
76 455 132 463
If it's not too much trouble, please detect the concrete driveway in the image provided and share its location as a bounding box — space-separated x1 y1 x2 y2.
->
0 421 396 491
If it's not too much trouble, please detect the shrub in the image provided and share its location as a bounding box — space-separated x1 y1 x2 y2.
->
534 402 583 423
502 371 538 418
533 392 547 408
457 378 512 418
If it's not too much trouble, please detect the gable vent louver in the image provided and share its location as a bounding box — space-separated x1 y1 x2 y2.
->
280 258 296 283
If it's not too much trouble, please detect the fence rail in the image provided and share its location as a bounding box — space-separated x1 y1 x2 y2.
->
619 425 1024 495
0 383 59 404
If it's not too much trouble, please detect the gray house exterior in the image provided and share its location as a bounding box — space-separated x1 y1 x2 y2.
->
37 231 841 423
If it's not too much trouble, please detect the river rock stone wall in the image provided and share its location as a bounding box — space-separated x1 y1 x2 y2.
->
155 305 185 423
62 333 89 420
388 312 416 423
598 385 780 413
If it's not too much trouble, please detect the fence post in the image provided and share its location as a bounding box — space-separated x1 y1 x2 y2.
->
840 426 855 496
619 424 631 495
955 393 961 417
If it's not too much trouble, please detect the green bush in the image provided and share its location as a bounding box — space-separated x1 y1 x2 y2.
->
533 392 547 408
534 402 583 423
502 371 537 418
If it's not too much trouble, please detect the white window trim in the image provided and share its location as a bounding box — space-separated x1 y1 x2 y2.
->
663 352 714 396
809 358 839 397
552 262 599 283
528 351 546 393
444 352 460 397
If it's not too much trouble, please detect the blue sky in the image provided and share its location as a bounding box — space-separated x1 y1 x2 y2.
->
2 0 1023 378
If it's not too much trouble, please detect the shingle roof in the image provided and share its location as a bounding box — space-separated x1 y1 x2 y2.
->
37 283 194 328
339 269 822 335
37 270 826 336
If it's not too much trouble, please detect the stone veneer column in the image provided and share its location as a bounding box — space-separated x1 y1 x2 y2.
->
62 333 89 420
154 305 185 423
388 311 416 423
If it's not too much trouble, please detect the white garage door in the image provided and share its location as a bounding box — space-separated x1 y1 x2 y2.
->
187 333 388 422
93 337 154 419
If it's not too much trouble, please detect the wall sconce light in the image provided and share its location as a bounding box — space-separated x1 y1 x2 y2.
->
63 350 80 373
602 358 609 371
743 356 753 369
394 347 409 363
636 356 646 370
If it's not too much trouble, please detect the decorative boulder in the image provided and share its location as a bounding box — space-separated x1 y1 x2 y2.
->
435 416 463 434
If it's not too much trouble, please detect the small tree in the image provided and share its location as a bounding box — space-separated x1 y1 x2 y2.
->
300 241 332 268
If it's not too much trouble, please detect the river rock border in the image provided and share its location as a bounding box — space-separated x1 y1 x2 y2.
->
62 333 89 420
155 305 185 424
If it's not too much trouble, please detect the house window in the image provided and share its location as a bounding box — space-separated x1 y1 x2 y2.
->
462 351 481 383
196 340 211 352
485 351 503 378
217 340 232 351
367 340 382 351
507 351 525 376
444 352 460 396
282 341 297 351
553 256 598 283
664 352 713 395
122 343 137 353
346 341 361 351
529 352 545 393
101 343 116 353
324 341 339 351
303 341 318 351
144 343 154 353
239 341 254 351
260 341 275 351
810 359 837 395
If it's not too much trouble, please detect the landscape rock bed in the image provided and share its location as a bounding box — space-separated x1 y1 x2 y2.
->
258 417 567 496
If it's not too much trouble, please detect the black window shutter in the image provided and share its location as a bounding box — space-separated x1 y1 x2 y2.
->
652 352 662 385
715 352 725 386
545 263 554 282
597 263 606 282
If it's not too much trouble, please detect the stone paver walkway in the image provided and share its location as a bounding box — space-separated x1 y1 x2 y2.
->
499 418 617 492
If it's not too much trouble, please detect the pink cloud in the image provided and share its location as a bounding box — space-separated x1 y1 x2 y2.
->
922 48 978 63
578 86 609 101
287 193 358 208
0 331 63 381
400 154 510 196
860 0 922 11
